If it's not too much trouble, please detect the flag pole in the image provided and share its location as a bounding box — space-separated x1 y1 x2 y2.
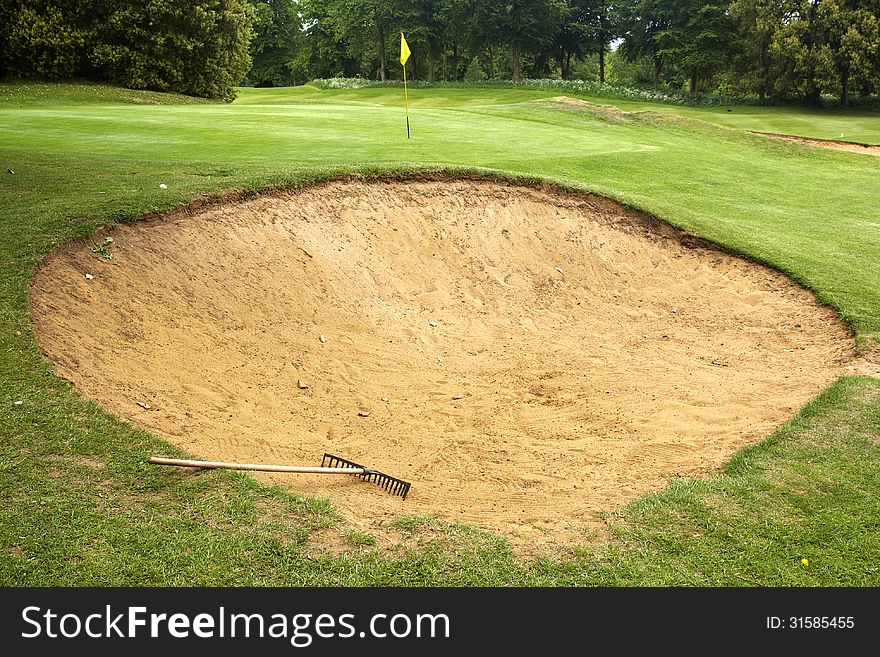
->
403 63 410 139
400 32 411 139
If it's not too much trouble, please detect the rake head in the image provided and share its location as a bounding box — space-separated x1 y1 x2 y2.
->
322 453 411 500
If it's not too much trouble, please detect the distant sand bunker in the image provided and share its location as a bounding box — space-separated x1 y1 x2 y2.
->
30 179 853 545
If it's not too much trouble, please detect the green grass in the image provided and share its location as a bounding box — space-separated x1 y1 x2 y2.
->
0 79 214 106
1 81 878 586
605 101 880 145
243 83 880 144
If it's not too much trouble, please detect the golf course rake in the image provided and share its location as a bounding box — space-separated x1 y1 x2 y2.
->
148 453 411 500
322 453 411 500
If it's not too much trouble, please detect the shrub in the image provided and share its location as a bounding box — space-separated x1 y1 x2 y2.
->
5 4 85 80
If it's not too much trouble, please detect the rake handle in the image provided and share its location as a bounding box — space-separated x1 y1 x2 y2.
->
149 456 369 475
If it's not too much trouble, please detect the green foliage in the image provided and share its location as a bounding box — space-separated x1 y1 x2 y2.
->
497 0 567 81
241 0 880 106
463 57 487 82
4 1 87 79
4 0 880 106
307 76 751 105
729 0 880 107
90 236 114 260
554 1 613 80
602 50 656 87
821 0 880 104
90 0 255 101
246 1 304 86
2 0 255 101
616 0 674 89
769 1 837 105
728 0 786 102
296 0 365 79
619 0 735 96
670 1 733 95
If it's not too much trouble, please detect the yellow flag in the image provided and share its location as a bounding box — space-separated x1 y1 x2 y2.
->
400 32 411 66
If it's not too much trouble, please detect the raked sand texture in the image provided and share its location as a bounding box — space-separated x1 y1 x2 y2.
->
30 180 855 546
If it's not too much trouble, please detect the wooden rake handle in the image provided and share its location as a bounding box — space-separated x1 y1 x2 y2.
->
148 456 369 475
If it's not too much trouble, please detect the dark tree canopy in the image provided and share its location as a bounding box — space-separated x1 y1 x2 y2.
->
246 0 304 86
1 0 879 106
1 0 255 100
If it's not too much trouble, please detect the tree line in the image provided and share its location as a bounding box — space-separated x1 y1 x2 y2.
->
0 0 255 100
2 1 879 106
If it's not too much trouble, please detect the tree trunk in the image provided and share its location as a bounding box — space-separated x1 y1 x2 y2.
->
377 26 386 82
840 67 849 107
512 40 521 83
452 43 459 82
563 51 572 80
427 50 435 83
487 45 495 79
759 43 768 104
804 85 820 107
804 0 820 107
689 70 697 98
652 56 662 90
598 42 605 83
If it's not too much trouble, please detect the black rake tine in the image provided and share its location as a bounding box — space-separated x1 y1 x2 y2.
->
322 453 411 500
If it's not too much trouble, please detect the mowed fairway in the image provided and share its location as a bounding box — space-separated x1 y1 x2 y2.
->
1 82 879 585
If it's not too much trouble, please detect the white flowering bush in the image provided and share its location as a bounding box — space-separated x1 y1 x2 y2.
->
308 77 754 106
309 78 375 89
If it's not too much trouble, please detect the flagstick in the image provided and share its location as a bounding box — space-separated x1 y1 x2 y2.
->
403 63 410 139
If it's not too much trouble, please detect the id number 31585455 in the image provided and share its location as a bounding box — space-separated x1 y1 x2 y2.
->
766 616 855 630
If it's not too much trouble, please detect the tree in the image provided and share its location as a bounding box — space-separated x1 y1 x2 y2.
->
303 0 408 81
88 0 255 101
729 0 787 103
821 0 880 105
769 0 835 106
337 0 399 81
656 0 733 97
0 1 20 76
247 0 303 86
498 0 565 82
370 0 400 81
436 0 473 81
553 1 593 80
2 0 256 100
588 0 614 83
616 0 674 89
461 0 506 79
298 0 362 78
3 0 90 79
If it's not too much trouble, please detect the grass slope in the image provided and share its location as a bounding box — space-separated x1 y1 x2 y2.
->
243 84 880 145
1 82 878 586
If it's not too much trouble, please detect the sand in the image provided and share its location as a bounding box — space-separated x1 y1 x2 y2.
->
755 131 880 157
29 179 856 547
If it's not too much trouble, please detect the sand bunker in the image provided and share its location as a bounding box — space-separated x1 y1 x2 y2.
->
755 131 880 157
30 179 854 545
